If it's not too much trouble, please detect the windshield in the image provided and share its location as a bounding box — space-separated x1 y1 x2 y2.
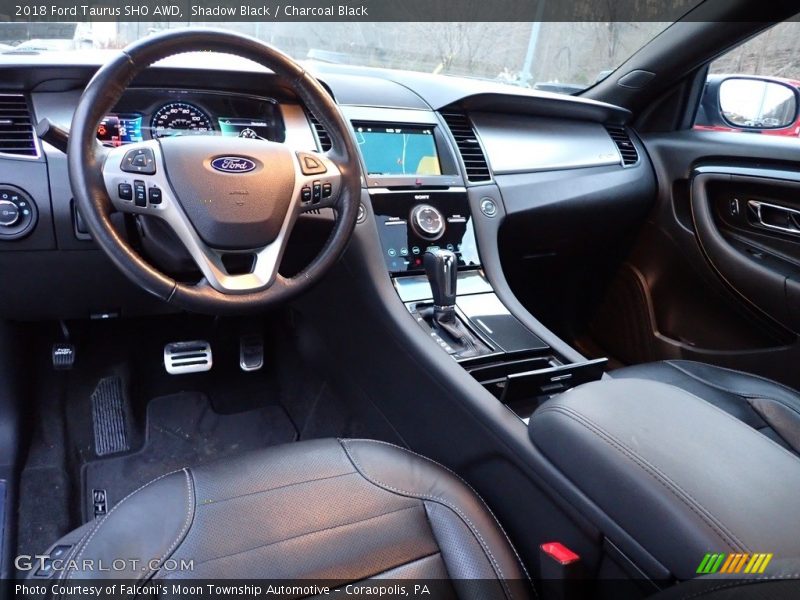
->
0 21 671 94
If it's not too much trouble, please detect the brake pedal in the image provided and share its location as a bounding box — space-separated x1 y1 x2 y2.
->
239 334 264 372
164 340 213 375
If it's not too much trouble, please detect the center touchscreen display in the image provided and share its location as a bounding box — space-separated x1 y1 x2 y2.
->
353 123 441 176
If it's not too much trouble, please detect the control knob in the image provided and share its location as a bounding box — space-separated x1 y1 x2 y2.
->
0 200 19 226
410 204 445 240
0 185 38 240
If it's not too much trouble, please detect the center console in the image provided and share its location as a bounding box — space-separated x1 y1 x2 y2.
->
345 106 607 421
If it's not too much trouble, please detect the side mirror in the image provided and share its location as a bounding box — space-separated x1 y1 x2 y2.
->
718 77 799 130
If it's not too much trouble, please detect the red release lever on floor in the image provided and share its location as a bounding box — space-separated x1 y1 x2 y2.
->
541 542 581 565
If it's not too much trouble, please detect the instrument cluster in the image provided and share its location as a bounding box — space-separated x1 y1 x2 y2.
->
96 89 285 147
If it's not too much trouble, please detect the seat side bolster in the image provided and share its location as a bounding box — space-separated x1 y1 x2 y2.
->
339 438 531 597
65 468 195 581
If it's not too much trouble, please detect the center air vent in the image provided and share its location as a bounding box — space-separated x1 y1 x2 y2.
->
440 111 491 182
308 112 332 152
605 125 639 166
0 94 37 158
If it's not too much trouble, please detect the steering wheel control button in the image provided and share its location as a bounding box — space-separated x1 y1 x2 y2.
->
133 180 147 207
301 186 312 203
0 186 38 239
410 204 445 240
322 182 332 198
312 181 322 203
148 186 162 205
357 203 367 224
0 200 19 226
118 183 133 201
480 198 498 218
297 152 327 175
121 147 156 174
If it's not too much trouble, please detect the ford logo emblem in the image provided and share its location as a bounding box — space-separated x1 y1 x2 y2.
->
211 156 257 174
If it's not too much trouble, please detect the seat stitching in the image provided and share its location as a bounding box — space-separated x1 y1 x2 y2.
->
145 469 195 581
186 504 423 568
339 439 516 600
346 438 534 587
195 471 357 506
666 361 800 403
679 575 800 600
535 406 748 552
67 468 185 580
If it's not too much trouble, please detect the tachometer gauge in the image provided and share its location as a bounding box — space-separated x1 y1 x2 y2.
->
150 102 214 138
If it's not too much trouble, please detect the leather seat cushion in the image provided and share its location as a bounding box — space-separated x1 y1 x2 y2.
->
611 360 800 454
50 438 532 599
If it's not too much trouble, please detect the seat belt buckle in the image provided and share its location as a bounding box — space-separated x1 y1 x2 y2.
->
540 542 587 600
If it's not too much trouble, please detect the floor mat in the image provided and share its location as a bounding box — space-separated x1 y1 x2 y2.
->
82 392 297 521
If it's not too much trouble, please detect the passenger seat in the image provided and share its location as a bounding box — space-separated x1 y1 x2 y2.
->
611 360 800 455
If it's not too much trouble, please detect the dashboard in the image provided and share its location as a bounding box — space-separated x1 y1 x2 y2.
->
95 89 285 146
0 54 653 320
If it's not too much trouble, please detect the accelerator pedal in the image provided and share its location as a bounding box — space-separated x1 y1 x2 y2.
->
91 376 130 457
164 340 213 375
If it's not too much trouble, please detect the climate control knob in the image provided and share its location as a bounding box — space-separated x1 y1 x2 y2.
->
410 204 445 240
0 200 19 226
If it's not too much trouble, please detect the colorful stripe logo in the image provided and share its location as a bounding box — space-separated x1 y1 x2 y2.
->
696 553 773 574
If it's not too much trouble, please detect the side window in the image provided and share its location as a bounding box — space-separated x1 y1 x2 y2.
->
694 22 800 136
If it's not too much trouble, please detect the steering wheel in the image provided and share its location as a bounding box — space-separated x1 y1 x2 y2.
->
68 29 361 314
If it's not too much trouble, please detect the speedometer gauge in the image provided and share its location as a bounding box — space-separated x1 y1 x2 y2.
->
150 102 214 138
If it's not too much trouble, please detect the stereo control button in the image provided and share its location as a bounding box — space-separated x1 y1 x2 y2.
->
118 183 133 201
121 147 156 175
410 204 445 240
133 180 147 207
297 152 327 175
148 187 162 205
312 181 322 203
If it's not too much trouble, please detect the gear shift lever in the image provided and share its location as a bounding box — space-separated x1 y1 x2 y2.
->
423 249 458 310
420 249 485 358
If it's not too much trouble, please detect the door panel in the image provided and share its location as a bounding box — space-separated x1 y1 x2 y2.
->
591 130 800 388
692 168 800 334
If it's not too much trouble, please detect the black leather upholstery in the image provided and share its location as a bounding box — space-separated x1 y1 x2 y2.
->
529 379 800 582
42 438 532 598
611 360 800 454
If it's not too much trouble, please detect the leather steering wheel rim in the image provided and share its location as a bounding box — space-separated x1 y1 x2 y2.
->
68 28 361 314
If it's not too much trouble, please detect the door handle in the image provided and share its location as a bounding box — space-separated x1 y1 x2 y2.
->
747 200 800 236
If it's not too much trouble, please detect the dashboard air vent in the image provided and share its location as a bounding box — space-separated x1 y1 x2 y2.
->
0 94 37 157
440 111 491 182
605 125 639 166
308 112 332 152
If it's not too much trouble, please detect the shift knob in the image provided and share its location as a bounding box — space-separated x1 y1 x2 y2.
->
423 249 458 308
